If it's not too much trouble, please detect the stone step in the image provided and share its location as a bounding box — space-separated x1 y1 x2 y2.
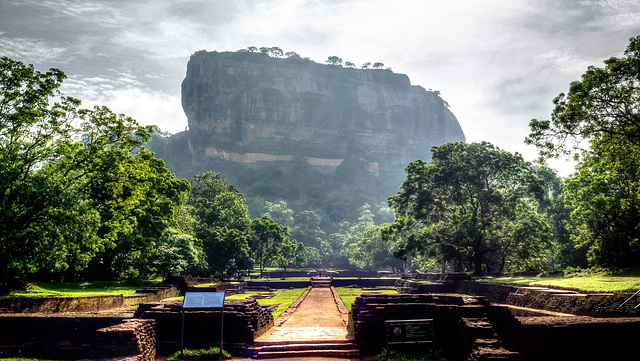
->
254 338 354 346
255 342 358 352
254 348 360 359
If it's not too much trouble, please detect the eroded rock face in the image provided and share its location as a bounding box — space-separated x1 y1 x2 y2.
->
181 51 465 173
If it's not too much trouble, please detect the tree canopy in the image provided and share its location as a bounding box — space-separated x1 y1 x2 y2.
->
384 142 550 275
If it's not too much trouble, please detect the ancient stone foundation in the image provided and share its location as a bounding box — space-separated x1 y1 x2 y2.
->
351 294 519 360
137 298 273 356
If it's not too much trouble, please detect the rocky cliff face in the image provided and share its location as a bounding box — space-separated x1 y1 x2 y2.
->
152 50 465 223
181 51 465 174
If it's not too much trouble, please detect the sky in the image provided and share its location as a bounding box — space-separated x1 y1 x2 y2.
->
1 0 639 176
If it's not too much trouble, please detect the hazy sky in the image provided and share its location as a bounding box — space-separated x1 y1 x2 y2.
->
2 0 639 176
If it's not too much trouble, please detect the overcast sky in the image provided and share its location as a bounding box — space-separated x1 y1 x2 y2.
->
2 0 640 176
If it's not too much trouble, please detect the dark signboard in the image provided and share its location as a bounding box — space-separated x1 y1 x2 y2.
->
385 319 434 346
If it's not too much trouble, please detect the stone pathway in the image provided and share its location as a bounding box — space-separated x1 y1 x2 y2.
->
252 287 358 359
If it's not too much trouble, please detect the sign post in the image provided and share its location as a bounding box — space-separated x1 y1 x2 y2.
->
385 319 434 351
181 291 226 356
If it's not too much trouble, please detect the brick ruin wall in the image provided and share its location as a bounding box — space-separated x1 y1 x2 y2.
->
350 294 518 360
138 297 273 356
0 284 179 313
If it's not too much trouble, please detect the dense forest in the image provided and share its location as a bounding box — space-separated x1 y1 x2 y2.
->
1 35 638 294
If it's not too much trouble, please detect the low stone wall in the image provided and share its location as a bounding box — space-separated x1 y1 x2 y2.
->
138 298 273 356
0 284 180 313
350 294 509 359
247 280 310 289
88 319 156 361
332 278 398 288
0 316 124 359
456 281 640 317
0 295 126 313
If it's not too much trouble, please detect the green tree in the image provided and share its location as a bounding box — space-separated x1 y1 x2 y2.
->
527 35 640 158
291 210 325 249
326 56 343 66
190 172 251 276
527 35 640 269
249 215 291 277
0 57 189 290
385 142 550 275
264 200 294 227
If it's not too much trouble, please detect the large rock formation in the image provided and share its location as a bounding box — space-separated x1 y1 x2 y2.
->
181 50 465 175
152 50 465 224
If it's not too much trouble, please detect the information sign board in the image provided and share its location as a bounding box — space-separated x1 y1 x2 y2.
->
385 319 434 346
182 291 225 309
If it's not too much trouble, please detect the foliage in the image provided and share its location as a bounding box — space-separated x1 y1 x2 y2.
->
527 35 640 158
167 347 230 361
326 56 343 66
0 56 193 291
527 35 640 270
249 215 292 277
384 142 550 275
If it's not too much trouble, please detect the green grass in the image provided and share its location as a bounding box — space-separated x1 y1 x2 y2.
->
169 288 307 319
6 280 153 298
478 273 640 293
167 347 230 360
335 287 398 312
253 288 306 319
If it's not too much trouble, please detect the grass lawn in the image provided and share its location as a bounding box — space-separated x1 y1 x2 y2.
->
478 272 640 293
6 280 154 298
335 287 398 312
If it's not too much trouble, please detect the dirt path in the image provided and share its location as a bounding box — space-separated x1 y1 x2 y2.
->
280 288 345 328
255 287 350 342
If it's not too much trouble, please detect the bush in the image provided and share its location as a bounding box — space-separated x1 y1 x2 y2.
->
373 348 448 361
167 347 231 360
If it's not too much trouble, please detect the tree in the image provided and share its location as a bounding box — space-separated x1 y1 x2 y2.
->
362 62 371 69
269 47 283 58
264 200 294 227
0 57 185 291
285 51 300 58
373 62 385 69
527 35 640 158
291 210 325 249
247 46 258 53
326 56 343 66
190 172 251 276
344 61 355 68
527 35 640 270
384 142 550 275
249 215 291 277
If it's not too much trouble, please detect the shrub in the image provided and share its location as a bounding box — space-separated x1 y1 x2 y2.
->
167 347 230 360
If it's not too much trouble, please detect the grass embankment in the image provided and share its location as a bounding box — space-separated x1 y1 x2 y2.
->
479 270 640 293
228 288 306 318
6 280 155 298
335 287 398 312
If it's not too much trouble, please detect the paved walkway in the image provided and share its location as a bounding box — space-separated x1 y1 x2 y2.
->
255 287 351 342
